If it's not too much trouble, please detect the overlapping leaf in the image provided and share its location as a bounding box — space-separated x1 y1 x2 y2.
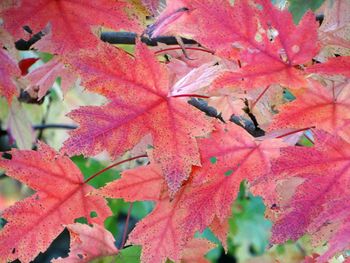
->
0 48 20 103
96 123 283 262
0 142 111 262
151 0 319 89
269 80 350 137
95 160 192 263
0 0 142 55
53 223 118 263
62 42 213 194
268 130 350 260
182 123 284 232
25 57 77 99
307 56 350 77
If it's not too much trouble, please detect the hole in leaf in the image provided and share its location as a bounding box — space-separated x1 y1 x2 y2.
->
210 157 217 164
90 211 97 218
74 217 88 224
224 169 233 177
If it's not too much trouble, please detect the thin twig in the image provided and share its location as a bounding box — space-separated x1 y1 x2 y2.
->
155 46 214 55
276 126 315 139
84 155 148 184
172 94 210 99
120 203 133 249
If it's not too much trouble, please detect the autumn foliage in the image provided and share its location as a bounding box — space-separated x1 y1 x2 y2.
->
0 0 350 262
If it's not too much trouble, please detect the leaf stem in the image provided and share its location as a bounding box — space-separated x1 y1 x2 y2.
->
84 155 147 184
120 203 133 249
276 127 315 139
172 94 210 99
250 85 270 110
303 133 315 144
155 46 214 55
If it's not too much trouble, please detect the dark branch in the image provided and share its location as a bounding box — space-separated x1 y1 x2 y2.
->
33 124 77 130
14 31 198 51
101 32 197 46
188 98 265 137
0 124 77 136
15 31 45 50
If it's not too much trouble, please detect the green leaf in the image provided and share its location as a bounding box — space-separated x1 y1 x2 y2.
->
288 0 325 24
228 182 272 261
115 246 141 263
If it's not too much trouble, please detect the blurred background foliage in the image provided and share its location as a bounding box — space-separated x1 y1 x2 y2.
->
1 0 349 262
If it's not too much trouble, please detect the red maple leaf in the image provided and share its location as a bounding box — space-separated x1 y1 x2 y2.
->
127 187 192 263
95 123 283 262
94 157 192 262
307 56 350 78
61 42 213 194
96 162 164 202
0 0 142 55
181 238 216 263
267 130 350 260
25 57 77 99
53 223 118 263
269 80 350 138
0 142 111 262
182 123 284 232
151 0 319 89
0 48 20 103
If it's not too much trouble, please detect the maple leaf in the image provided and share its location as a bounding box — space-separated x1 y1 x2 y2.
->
127 187 191 263
95 162 164 202
53 223 118 263
267 130 350 260
182 123 285 233
209 217 229 250
207 88 246 121
151 0 319 89
269 80 350 137
7 99 35 149
96 123 283 262
95 159 204 263
307 56 350 78
170 62 223 96
25 57 77 99
310 199 350 262
0 48 20 103
0 142 111 263
318 0 350 52
61 42 213 194
181 238 216 263
0 0 142 55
